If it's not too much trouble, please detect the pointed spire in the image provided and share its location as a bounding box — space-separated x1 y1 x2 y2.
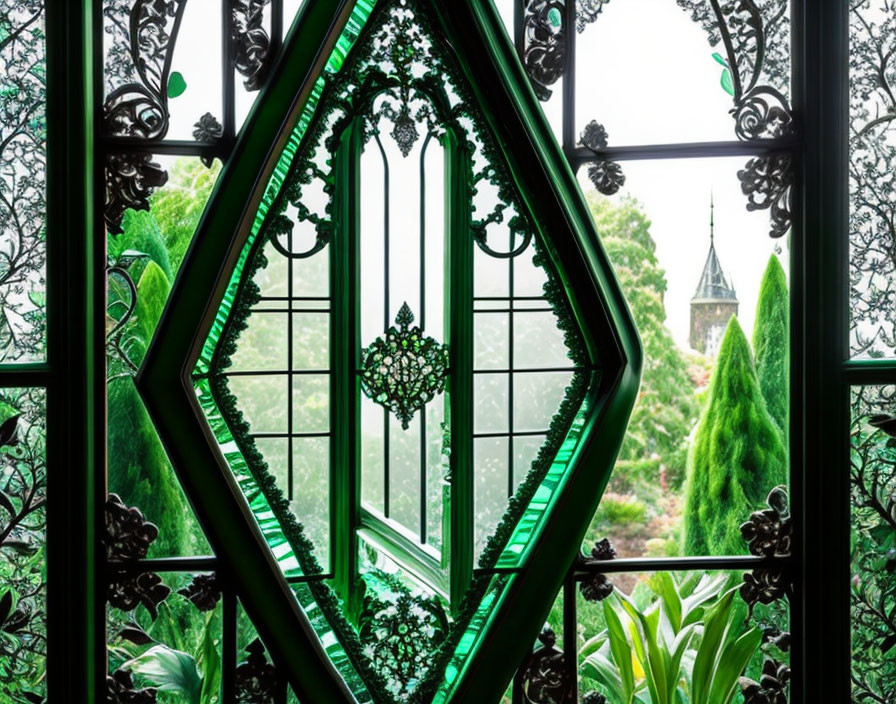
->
692 193 738 302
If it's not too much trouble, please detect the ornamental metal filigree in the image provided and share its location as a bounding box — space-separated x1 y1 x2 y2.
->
232 0 272 91
193 113 223 167
517 628 573 704
105 494 171 619
739 486 792 621
107 669 157 704
103 0 185 139
739 659 790 704
359 303 449 430
577 538 616 602
676 0 793 238
582 693 608 704
523 1 566 101
235 639 281 704
580 121 625 196
576 0 611 33
105 151 169 235
177 573 222 612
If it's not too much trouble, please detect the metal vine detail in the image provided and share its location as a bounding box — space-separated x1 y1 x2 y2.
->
102 0 185 231
232 0 272 92
235 639 281 704
580 121 625 196
739 486 792 622
739 659 790 704
105 151 169 235
360 303 449 430
177 573 222 612
104 494 171 619
193 112 223 167
107 669 158 704
523 0 566 101
576 0 611 33
517 628 573 704
676 0 793 238
578 538 616 602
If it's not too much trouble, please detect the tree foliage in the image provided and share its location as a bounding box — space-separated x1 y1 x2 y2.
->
752 254 788 433
683 317 786 556
589 195 698 481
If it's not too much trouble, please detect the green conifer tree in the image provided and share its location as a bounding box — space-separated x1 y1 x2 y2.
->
683 316 787 555
753 254 789 433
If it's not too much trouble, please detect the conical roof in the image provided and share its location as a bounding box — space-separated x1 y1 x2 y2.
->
692 197 738 302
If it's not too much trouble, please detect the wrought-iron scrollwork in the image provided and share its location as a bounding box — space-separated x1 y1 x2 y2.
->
523 0 566 101
235 639 281 704
232 0 272 92
177 573 222 612
576 0 611 33
103 0 186 139
517 628 573 704
107 669 157 704
105 151 169 235
739 658 790 704
739 486 792 622
106 250 150 380
676 0 793 238
105 494 171 619
577 538 616 602
193 112 223 167
580 121 626 196
360 303 449 430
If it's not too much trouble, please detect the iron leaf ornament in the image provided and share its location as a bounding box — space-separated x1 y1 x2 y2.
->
360 303 449 430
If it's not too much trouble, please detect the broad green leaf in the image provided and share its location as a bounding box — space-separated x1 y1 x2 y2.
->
708 627 763 704
712 52 729 67
721 69 735 96
124 644 202 704
168 71 187 98
690 588 736 704
581 651 626 704
604 600 635 702
656 572 682 632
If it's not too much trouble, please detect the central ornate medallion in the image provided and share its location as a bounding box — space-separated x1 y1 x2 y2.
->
360 302 449 429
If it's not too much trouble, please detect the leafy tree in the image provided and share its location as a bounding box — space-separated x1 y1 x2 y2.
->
752 254 788 433
588 195 698 482
683 317 786 556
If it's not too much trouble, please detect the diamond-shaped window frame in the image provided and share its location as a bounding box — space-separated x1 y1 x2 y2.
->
137 1 641 702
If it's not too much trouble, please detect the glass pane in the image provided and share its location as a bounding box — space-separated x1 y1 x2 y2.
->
227 374 289 434
291 374 330 433
361 396 385 514
475 312 510 370
575 0 791 145
388 413 421 538
513 311 572 369
513 433 546 491
474 437 510 557
425 398 447 551
579 157 789 557
292 312 330 369
514 371 573 432
849 1 896 358
292 437 331 569
228 312 288 372
0 389 45 699
255 436 289 491
475 373 510 434
850 386 896 701
0 5 45 362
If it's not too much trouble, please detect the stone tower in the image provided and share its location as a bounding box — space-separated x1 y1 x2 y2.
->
690 197 738 355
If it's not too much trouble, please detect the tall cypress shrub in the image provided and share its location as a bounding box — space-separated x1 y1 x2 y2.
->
753 254 789 433
683 317 787 555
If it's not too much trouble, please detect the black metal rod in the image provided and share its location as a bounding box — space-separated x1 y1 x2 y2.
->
420 133 430 543
250 432 331 439
573 554 791 576
106 556 219 573
0 365 52 387
287 232 294 501
222 0 236 141
222 589 237 703
562 0 576 152
562 574 578 704
567 137 799 165
99 137 229 157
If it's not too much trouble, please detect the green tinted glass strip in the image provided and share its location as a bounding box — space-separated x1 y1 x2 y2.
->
194 378 304 577
493 373 596 569
194 0 376 375
431 575 510 703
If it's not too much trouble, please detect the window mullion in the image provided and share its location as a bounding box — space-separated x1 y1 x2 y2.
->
446 129 474 613
331 119 363 611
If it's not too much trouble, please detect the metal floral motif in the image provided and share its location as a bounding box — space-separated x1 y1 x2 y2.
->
518 628 573 704
576 0 611 33
523 0 566 101
739 487 792 620
103 0 186 139
105 494 171 619
232 0 272 91
582 693 608 704
738 153 793 239
739 659 790 704
105 151 169 235
360 303 450 430
390 108 420 157
107 669 157 704
580 122 626 195
741 485 792 558
676 0 793 238
578 538 616 602
177 573 222 612
235 639 280 704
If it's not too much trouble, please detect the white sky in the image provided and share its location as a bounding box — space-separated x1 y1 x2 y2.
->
161 0 789 352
